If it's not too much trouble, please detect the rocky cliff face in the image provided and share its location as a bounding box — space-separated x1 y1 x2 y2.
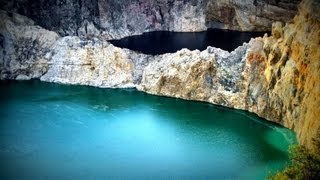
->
137 45 248 108
40 37 154 88
0 10 59 80
0 0 319 150
0 0 300 39
243 0 320 150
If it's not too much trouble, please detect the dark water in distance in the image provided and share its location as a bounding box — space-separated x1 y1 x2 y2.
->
109 29 268 55
0 81 295 180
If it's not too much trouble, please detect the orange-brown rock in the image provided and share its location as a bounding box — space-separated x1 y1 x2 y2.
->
242 0 320 150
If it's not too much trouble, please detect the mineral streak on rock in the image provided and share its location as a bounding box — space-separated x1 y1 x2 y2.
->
242 0 320 150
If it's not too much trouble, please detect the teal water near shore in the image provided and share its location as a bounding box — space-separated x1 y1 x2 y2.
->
0 81 296 179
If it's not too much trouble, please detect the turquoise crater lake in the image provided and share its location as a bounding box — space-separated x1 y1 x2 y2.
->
0 81 296 179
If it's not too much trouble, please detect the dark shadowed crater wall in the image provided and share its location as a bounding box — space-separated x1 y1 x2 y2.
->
0 0 300 39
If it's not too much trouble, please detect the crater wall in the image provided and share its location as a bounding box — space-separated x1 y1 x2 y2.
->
1 0 300 39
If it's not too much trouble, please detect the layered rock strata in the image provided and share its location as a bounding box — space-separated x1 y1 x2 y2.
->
0 0 319 150
0 0 300 39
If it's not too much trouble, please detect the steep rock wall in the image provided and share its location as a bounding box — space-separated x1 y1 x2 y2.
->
137 45 249 108
0 0 300 39
0 10 59 80
243 0 320 149
40 37 154 88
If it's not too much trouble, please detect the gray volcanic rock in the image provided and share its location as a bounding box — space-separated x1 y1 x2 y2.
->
40 37 154 88
137 45 249 108
0 0 300 39
206 0 301 31
0 10 59 80
0 0 101 38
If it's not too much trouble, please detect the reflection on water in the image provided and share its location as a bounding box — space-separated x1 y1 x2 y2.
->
0 80 296 179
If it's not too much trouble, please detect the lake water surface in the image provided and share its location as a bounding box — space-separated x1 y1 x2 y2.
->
0 81 296 179
109 29 267 55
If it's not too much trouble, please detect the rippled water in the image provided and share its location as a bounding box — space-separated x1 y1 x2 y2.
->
109 29 267 55
0 81 296 179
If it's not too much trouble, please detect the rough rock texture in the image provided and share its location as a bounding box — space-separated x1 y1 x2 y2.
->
41 37 153 88
242 0 320 150
138 45 248 108
0 0 300 39
206 0 300 31
0 10 59 80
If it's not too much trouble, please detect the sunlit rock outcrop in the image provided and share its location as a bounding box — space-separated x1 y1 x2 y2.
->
138 46 248 108
41 37 153 88
242 0 320 150
0 10 59 80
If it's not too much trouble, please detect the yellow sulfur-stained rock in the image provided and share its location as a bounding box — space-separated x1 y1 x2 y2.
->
242 0 320 150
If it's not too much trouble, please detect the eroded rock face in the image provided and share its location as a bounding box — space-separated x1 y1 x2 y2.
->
41 37 153 88
242 0 320 150
0 10 59 80
137 45 248 108
0 0 319 150
0 0 300 39
206 0 300 31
